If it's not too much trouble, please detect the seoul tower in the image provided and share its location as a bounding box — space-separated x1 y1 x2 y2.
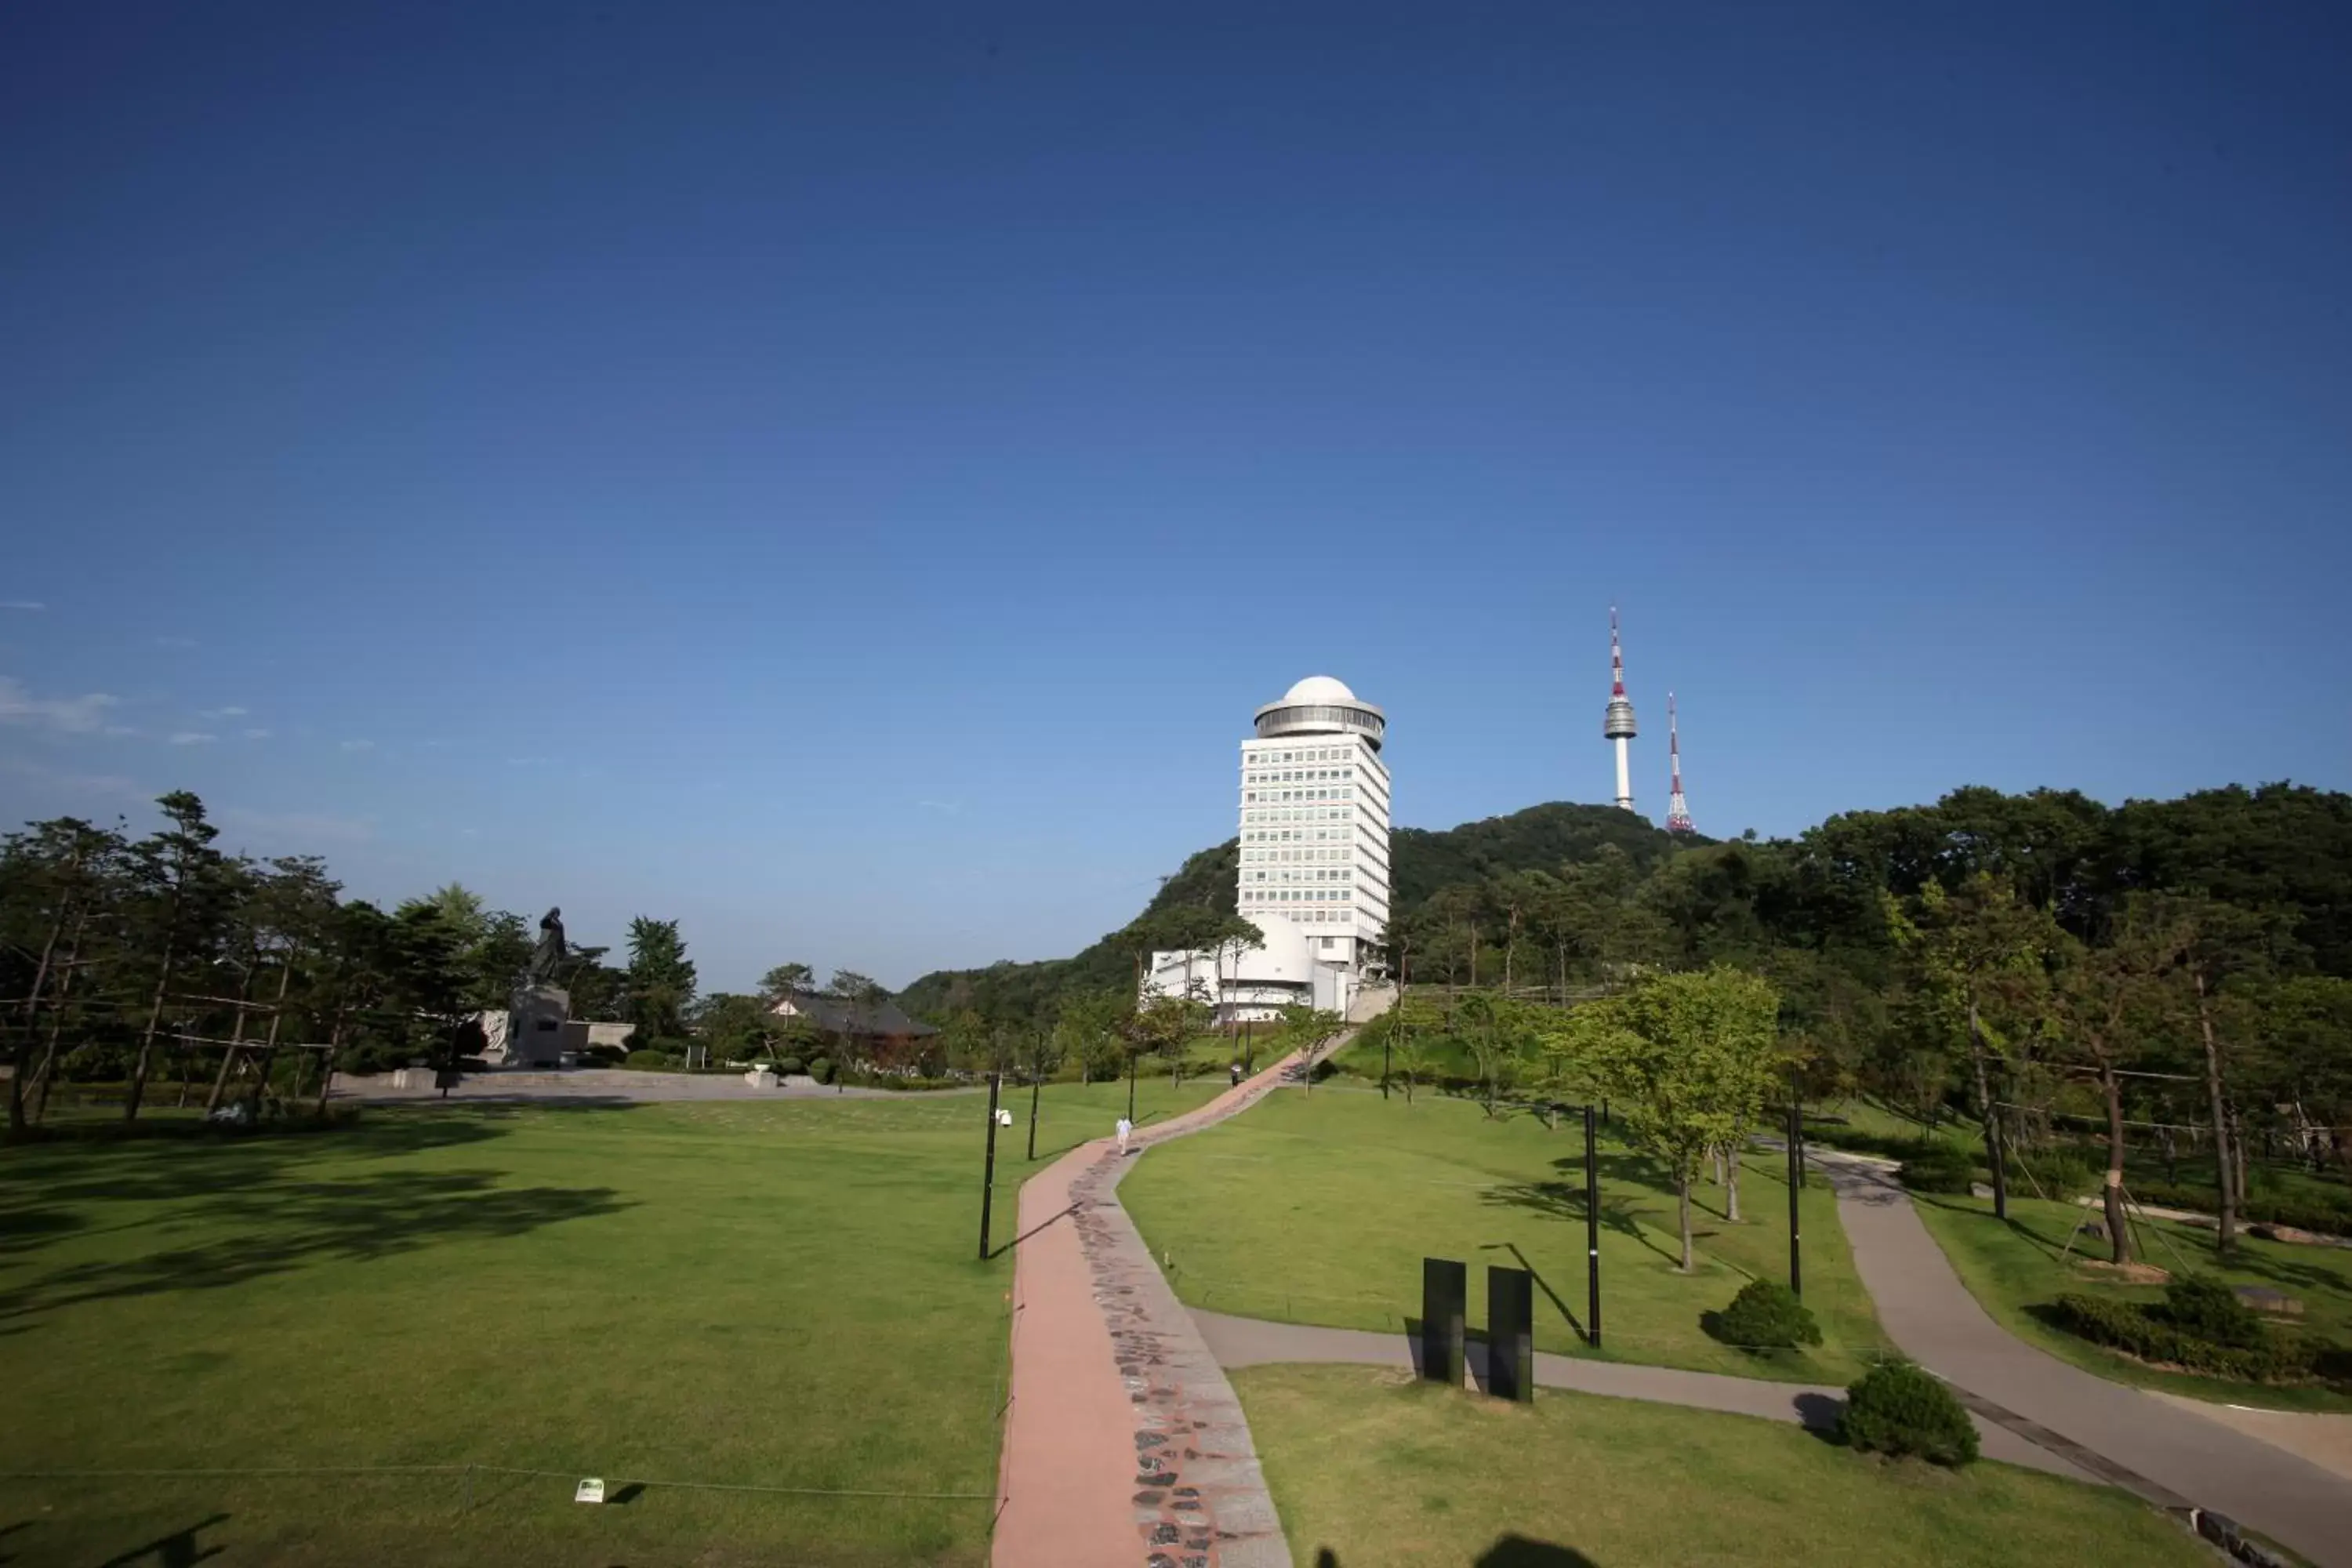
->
1602 608 1638 811
1666 691 1695 833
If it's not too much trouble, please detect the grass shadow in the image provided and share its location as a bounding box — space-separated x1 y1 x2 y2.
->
0 1166 631 1325
1479 1166 1682 1270
95 1513 230 1567
1791 1390 1848 1442
1480 1242 1584 1341
1 1108 550 1213
1475 1537 1601 1567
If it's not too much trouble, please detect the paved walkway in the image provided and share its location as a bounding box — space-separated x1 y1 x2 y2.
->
1189 1310 2089 1479
1818 1149 2352 1566
994 1043 1349 1568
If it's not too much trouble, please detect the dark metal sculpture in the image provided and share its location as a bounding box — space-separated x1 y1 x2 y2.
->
1421 1257 1465 1387
1487 1265 1534 1403
525 907 567 985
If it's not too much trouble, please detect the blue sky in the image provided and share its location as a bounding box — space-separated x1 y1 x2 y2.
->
3 3 2347 990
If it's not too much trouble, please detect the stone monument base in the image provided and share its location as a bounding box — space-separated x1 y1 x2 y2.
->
503 985 573 1068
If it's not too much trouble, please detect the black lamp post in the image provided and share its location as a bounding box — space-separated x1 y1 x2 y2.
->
978 1070 1002 1261
1584 1102 1602 1349
1787 1098 1803 1299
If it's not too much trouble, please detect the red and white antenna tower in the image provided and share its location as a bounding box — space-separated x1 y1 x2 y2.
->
1602 608 1638 811
1665 691 1694 833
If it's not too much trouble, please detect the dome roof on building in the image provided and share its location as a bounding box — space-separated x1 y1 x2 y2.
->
1283 674 1356 703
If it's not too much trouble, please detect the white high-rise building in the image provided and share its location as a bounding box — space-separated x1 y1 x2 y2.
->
1234 675 1391 978
1142 674 1391 1021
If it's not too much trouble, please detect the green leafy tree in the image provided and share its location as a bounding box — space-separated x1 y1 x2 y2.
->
1055 990 1127 1084
122 792 234 1123
1885 875 2060 1221
760 961 815 1004
1134 990 1210 1087
2 816 129 1131
1206 916 1265 1033
1269 1004 1344 1091
387 901 476 1092
826 969 884 1072
624 917 698 1047
1577 965 1782 1271
691 992 786 1063
232 855 343 1118
1021 1025 1066 1159
938 1008 992 1075
1456 991 1537 1116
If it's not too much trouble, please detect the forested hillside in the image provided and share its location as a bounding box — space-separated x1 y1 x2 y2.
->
898 785 2352 1047
895 802 1686 1022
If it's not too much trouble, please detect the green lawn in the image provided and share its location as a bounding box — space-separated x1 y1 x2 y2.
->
1235 1363 2213 1568
1910 1190 2352 1414
1122 1087 1892 1383
0 1079 1218 1566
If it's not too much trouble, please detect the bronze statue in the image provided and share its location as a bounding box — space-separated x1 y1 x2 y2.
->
524 906 567 985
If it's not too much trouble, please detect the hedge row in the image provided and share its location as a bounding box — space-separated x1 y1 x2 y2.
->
1898 1146 1976 1195
2049 1279 2322 1384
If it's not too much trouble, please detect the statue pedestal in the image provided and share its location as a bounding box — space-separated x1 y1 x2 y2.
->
504 985 573 1067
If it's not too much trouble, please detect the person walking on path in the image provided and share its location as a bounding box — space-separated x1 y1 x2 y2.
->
1115 1115 1131 1154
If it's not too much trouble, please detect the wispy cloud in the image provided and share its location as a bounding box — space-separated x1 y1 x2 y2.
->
339 739 375 753
0 601 44 612
917 798 964 815
0 757 147 802
195 706 249 720
103 724 140 738
168 731 218 746
0 675 120 734
218 806 378 848
153 636 198 649
243 728 272 740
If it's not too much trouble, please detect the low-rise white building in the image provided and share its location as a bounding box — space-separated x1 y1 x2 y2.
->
1142 911 1354 1021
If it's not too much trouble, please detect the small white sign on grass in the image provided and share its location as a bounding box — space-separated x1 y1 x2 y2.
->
575 1477 606 1504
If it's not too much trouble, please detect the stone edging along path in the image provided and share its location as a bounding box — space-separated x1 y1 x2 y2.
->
993 1046 1341 1568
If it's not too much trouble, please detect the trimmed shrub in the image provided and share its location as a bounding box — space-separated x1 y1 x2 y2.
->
2049 1276 2324 1383
624 1048 679 1072
1713 1280 1822 1351
1839 1360 1979 1466
775 1057 805 1077
2162 1275 2265 1348
808 1056 835 1084
1898 1146 1976 1195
